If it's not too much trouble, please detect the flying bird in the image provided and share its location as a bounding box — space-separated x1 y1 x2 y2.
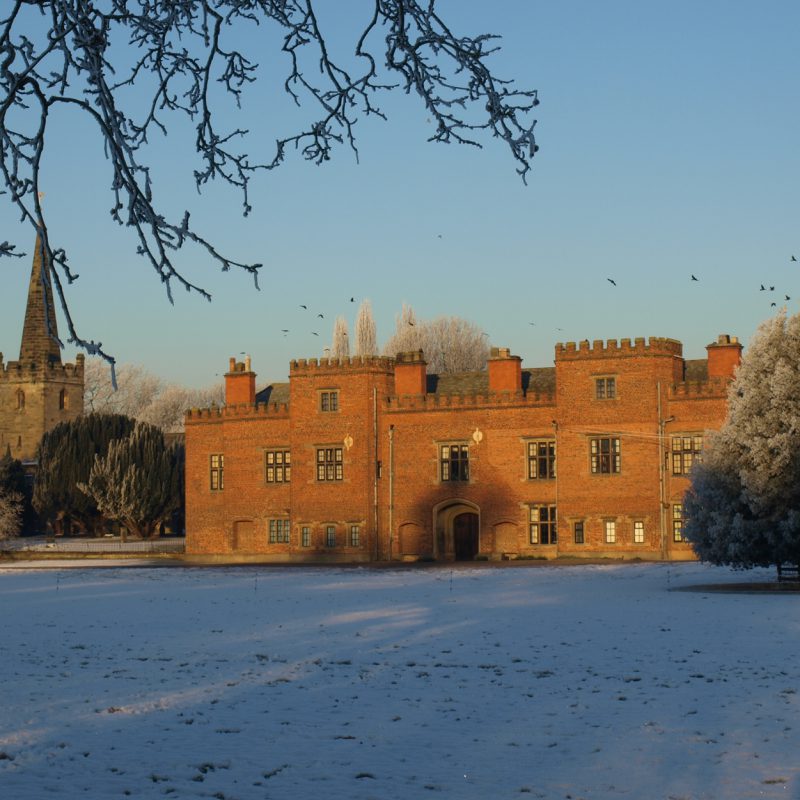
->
786 295 791 301
690 275 698 282
300 304 307 309
350 297 355 302
771 302 777 307
607 278 617 286
317 313 324 318
770 286 775 291
792 255 797 262
312 331 319 336
281 329 289 333
528 322 536 326
760 284 765 291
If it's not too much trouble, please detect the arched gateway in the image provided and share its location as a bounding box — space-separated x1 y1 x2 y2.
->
433 500 480 561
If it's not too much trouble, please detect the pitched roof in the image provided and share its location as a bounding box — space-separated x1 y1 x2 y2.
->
424 368 556 397
684 359 709 383
255 383 290 406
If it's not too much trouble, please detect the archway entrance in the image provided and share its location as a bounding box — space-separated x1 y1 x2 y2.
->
453 512 479 561
433 501 481 561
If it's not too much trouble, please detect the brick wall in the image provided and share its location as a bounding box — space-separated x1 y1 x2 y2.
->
185 336 738 562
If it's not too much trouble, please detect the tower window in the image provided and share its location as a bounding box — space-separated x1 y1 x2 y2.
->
16 390 25 410
59 389 68 410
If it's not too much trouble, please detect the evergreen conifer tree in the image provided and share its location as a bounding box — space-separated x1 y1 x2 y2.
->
33 413 136 535
79 422 183 540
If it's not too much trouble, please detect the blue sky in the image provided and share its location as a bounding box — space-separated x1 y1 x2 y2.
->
1 1 798 387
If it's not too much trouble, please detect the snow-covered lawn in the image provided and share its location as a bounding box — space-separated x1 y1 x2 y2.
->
0 562 797 800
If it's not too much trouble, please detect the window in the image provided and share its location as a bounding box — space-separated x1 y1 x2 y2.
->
440 444 469 482
350 525 360 547
58 389 68 410
265 449 291 483
325 525 336 547
210 454 224 490
574 520 585 544
604 520 616 543
671 435 703 476
15 390 24 410
590 437 621 474
529 505 557 544
595 377 616 400
301 526 311 547
672 504 685 542
268 519 291 544
320 390 339 412
633 520 644 543
317 447 343 481
527 439 556 480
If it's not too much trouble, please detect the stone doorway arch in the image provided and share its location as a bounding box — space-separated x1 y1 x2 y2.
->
433 500 480 561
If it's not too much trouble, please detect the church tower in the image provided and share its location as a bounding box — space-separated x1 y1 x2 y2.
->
0 235 84 463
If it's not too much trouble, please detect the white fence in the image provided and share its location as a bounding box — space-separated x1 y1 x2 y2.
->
1 536 185 554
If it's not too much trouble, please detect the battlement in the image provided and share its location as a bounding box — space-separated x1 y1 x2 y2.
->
0 351 84 382
384 389 555 412
290 355 395 374
669 378 729 399
555 336 683 360
186 400 290 423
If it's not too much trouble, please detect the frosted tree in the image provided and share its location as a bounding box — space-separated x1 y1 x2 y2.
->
84 360 224 432
331 317 350 360
84 361 163 418
383 303 424 354
1 2 539 365
79 422 183 541
382 304 491 374
354 299 377 357
140 383 226 433
685 311 800 569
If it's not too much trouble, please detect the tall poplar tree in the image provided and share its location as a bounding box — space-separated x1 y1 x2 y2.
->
354 299 377 357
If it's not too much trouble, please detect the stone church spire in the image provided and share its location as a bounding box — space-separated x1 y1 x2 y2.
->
19 233 61 366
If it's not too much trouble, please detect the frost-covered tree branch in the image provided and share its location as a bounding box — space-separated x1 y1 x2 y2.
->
0 1 539 364
382 303 491 373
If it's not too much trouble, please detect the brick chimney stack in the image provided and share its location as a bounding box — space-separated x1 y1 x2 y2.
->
394 350 427 395
225 356 256 405
488 347 522 393
706 334 742 380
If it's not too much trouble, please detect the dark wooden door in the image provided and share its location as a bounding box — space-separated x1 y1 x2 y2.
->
453 512 479 560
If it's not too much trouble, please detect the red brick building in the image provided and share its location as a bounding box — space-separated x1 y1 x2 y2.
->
185 334 741 562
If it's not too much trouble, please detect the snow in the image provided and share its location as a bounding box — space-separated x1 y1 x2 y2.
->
0 562 797 800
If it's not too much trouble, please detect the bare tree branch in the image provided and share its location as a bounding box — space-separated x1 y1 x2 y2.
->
1 1 539 365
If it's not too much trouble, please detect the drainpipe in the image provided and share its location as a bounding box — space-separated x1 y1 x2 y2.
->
657 384 674 561
373 387 379 562
552 419 559 555
388 425 394 561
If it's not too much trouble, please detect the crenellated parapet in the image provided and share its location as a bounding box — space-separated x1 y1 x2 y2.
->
555 336 683 361
669 378 729 399
290 355 395 375
385 389 555 412
0 351 84 384
186 400 290 423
